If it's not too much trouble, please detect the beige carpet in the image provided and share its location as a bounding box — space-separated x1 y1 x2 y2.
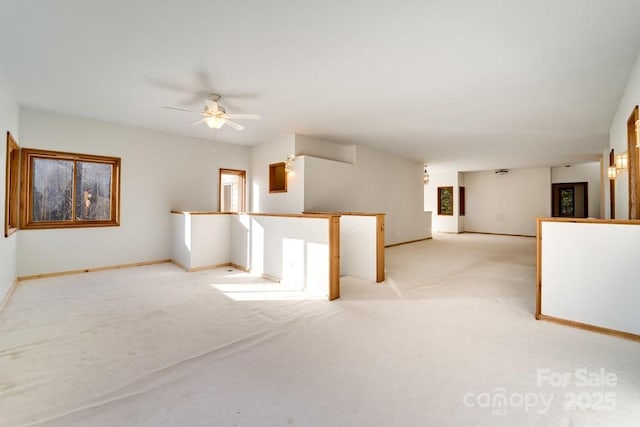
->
0 233 638 426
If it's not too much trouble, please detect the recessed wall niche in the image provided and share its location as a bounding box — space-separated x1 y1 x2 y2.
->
269 162 287 193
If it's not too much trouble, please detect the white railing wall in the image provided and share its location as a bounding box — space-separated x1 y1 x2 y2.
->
171 211 340 300
170 212 232 271
537 218 640 340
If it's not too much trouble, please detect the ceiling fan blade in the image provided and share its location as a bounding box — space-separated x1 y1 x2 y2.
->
224 113 261 120
205 99 219 112
225 120 245 131
163 106 197 113
188 118 206 126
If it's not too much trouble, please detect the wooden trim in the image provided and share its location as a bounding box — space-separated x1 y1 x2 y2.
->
17 259 170 281
170 260 237 273
304 211 384 216
246 212 338 219
535 218 542 317
170 210 235 215
5 132 20 237
627 105 639 219
170 260 251 273
376 214 385 282
229 263 250 272
170 211 338 219
20 148 121 229
537 314 640 342
328 215 340 300
189 262 237 273
306 211 385 283
384 237 432 248
219 168 246 212
609 148 616 219
262 273 281 283
462 231 536 238
536 217 640 225
0 278 18 313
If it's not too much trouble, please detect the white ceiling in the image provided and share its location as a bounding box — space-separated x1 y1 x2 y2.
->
2 0 640 172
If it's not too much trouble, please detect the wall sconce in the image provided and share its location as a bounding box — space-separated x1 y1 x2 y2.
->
423 164 430 184
607 165 618 180
284 154 296 172
615 152 628 171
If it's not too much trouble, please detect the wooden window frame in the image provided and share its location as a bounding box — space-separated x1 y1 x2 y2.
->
20 148 120 229
609 148 615 219
551 182 588 218
4 132 20 237
269 162 287 193
437 186 454 216
219 168 246 212
627 105 639 219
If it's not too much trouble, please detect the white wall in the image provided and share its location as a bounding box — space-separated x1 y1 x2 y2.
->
609 51 640 219
424 171 462 233
17 109 251 276
551 162 601 218
231 214 252 269
295 134 355 163
251 215 330 296
170 213 231 270
303 144 431 245
541 221 640 335
340 215 378 282
250 135 304 214
0 69 19 301
463 167 551 236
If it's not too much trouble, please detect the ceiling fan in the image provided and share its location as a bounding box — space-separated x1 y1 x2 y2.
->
163 94 260 130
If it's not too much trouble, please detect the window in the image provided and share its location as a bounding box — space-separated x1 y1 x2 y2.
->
551 182 588 218
438 186 453 215
21 149 120 229
269 162 287 193
219 168 246 212
4 132 20 237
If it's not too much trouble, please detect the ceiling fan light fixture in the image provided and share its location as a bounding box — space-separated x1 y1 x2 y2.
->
166 93 259 131
205 116 226 129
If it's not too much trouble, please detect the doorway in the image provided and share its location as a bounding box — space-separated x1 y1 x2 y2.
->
552 182 588 218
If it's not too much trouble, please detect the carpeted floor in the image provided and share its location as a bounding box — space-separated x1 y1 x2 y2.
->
0 233 638 426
